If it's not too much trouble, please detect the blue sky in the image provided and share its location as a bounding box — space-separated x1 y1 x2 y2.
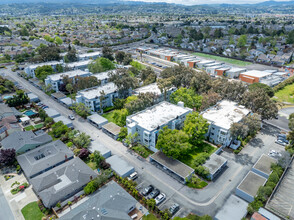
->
126 0 290 5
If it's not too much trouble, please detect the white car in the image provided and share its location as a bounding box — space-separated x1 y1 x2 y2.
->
68 115 75 120
275 139 286 146
155 193 166 205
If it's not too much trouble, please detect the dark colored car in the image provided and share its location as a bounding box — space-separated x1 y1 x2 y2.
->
142 185 154 196
147 189 160 199
169 203 180 215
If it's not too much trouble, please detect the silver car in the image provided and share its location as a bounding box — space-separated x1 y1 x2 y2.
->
155 193 166 205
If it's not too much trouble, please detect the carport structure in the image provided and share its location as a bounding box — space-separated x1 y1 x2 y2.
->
266 158 294 219
150 151 194 184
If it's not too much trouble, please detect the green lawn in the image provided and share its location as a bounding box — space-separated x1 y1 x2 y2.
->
24 123 44 131
273 84 294 103
34 123 44 129
21 202 44 220
180 143 216 169
102 111 116 124
142 214 158 220
131 144 153 158
24 125 34 131
193 52 251 66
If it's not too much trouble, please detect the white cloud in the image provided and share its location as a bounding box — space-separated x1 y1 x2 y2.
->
125 0 290 5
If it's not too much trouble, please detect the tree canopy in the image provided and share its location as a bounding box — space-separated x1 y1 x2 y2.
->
88 57 115 74
170 87 202 110
156 127 192 159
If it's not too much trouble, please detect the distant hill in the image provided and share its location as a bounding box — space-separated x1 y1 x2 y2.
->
1 0 294 7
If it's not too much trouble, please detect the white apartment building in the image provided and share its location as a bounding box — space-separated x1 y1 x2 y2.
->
126 101 192 152
77 51 102 61
133 83 176 102
76 82 118 112
44 69 92 92
25 61 63 78
201 100 250 146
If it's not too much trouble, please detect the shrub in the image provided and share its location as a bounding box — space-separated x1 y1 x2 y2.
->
84 181 97 195
78 148 90 159
56 202 61 208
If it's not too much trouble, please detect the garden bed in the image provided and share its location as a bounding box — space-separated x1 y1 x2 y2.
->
131 144 153 158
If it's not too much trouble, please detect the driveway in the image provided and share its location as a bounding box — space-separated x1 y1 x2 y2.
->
0 187 14 220
3 67 286 217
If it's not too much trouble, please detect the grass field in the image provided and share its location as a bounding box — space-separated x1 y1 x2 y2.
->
180 143 216 169
193 52 251 66
186 178 208 189
273 84 294 103
21 202 44 220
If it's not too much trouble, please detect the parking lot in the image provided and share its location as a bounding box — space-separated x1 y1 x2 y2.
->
135 176 188 218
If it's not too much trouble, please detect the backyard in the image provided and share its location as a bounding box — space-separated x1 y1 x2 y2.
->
21 202 44 220
24 123 44 131
102 111 116 124
192 52 251 66
273 83 294 104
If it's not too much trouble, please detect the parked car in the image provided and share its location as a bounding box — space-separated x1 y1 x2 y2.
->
169 203 180 215
68 115 75 120
147 189 160 200
42 106 48 109
155 193 166 205
127 172 138 181
275 139 287 146
142 185 154 196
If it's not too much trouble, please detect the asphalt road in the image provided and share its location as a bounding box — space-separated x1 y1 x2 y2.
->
0 188 15 220
1 67 285 217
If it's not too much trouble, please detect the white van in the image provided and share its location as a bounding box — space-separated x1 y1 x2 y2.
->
128 172 138 181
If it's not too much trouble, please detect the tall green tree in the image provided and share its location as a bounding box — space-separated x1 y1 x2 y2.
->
35 65 53 81
88 57 115 73
156 127 192 159
170 87 202 110
102 46 114 61
183 112 209 147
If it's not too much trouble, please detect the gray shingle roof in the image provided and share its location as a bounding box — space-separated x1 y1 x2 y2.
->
1 131 52 152
17 140 74 179
30 157 97 208
60 181 136 220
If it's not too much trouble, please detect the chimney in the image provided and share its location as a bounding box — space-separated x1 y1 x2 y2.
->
65 155 68 161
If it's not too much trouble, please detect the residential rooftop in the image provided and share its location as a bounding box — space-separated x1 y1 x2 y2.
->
237 171 267 197
77 82 117 100
241 70 272 78
127 101 191 131
133 83 163 96
30 157 97 208
202 100 250 130
253 154 277 176
60 181 137 220
78 51 102 59
46 69 90 81
203 153 227 176
150 151 194 179
1 131 52 152
16 140 74 179
93 70 115 81
214 195 248 220
66 60 92 68
28 61 62 69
